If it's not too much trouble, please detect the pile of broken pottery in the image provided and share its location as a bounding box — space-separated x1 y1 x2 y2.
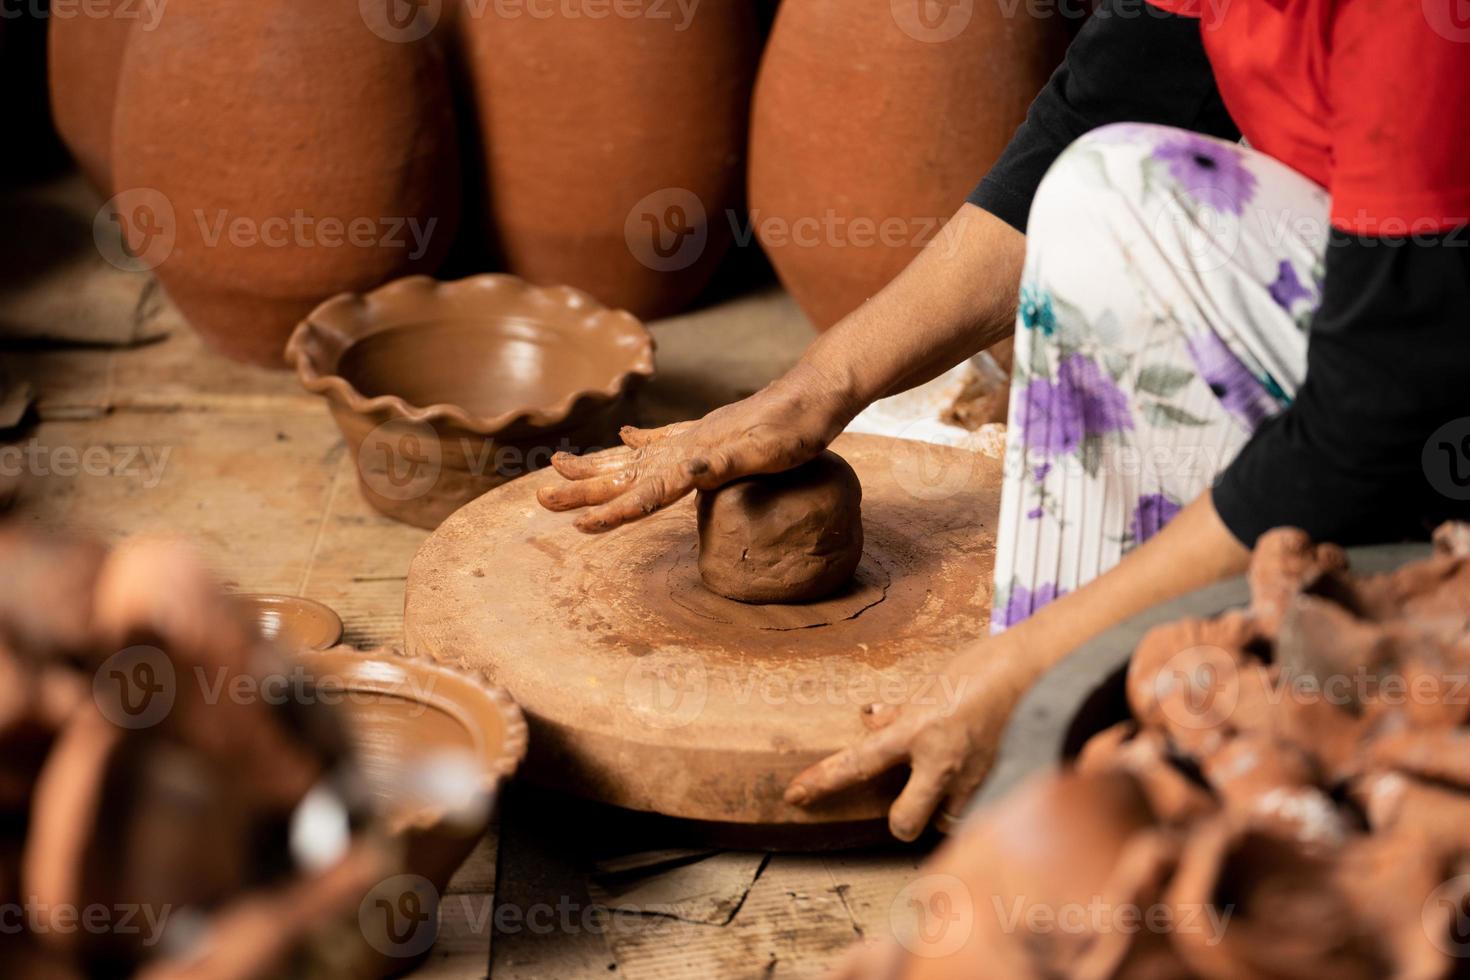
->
0 530 383 980
900 523 1470 979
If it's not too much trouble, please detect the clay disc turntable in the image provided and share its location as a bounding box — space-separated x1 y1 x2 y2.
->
404 433 1001 842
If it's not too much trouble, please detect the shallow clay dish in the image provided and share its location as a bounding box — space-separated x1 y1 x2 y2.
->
293 646 527 894
231 593 344 652
287 275 654 528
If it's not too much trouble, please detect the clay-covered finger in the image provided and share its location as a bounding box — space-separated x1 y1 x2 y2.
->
686 434 820 491
550 446 636 481
620 422 691 449
784 723 910 806
887 760 954 841
572 469 695 533
537 472 632 512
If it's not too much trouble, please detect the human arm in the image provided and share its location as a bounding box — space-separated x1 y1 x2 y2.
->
538 203 1024 530
540 0 1233 531
785 489 1251 840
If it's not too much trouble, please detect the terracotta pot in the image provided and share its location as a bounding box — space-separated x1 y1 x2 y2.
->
453 0 759 319
109 0 461 367
749 0 1067 329
287 274 655 528
230 594 344 653
46 1 137 195
294 645 527 978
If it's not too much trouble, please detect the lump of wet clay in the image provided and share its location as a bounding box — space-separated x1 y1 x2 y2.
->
696 451 863 604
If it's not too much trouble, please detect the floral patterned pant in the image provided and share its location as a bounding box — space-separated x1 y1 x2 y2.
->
992 123 1331 631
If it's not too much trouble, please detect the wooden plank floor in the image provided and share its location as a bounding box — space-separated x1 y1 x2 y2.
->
0 174 930 979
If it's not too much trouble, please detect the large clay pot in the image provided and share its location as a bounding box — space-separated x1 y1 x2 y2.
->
453 0 759 319
749 0 1068 329
47 0 137 195
110 1 460 367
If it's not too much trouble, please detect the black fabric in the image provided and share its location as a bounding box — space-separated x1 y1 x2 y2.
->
1213 230 1470 547
967 0 1238 232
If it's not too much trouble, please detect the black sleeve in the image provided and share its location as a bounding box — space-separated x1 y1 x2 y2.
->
968 1 1239 232
1213 230 1470 547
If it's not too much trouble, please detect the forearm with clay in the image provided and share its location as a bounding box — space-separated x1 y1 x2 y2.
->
797 202 1024 417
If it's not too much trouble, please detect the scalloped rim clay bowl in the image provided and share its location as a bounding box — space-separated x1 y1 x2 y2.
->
231 593 344 652
286 274 655 528
293 645 528 893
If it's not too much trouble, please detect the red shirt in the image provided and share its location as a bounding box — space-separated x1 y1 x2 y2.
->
1147 0 1470 234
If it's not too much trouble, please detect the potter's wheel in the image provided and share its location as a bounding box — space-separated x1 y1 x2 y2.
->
404 433 1001 841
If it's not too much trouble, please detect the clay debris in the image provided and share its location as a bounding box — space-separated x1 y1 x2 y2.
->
897 523 1470 978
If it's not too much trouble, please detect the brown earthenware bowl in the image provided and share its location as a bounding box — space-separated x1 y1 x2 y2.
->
232 593 344 652
294 646 527 893
286 274 655 528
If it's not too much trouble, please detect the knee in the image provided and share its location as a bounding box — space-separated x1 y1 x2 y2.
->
1027 123 1166 235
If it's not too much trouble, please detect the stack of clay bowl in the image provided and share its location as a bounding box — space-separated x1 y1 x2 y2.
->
0 529 525 979
891 523 1470 979
51 0 1068 365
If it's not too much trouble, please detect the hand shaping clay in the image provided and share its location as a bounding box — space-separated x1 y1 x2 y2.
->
695 451 863 604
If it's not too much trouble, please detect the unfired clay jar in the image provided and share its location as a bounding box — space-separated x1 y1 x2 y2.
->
110 0 460 366
696 450 863 603
1246 527 1349 636
288 274 654 528
894 771 1182 980
46 2 134 195
1123 612 1260 756
749 0 1067 329
453 0 760 319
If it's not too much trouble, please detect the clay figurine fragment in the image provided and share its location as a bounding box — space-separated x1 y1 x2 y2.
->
696 451 863 604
